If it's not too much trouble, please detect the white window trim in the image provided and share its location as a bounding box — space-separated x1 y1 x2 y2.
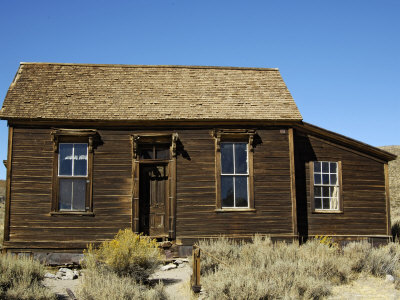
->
313 161 341 212
221 142 250 209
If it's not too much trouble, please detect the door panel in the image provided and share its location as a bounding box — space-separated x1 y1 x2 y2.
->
139 164 168 237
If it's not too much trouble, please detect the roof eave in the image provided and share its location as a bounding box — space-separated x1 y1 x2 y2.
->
295 122 397 162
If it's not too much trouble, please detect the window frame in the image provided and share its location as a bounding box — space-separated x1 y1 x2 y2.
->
51 129 98 215
310 161 343 213
214 129 255 212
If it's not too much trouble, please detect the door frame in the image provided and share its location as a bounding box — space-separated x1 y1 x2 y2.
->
131 133 178 239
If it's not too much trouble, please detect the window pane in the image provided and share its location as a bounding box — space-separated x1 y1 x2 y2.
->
323 198 330 209
235 143 248 174
72 179 86 211
330 174 337 185
314 198 322 209
330 186 339 198
314 174 321 184
322 162 329 173
156 146 170 159
330 162 337 173
314 162 321 173
235 176 248 207
330 197 339 210
322 174 329 184
140 148 153 159
59 144 73 176
314 186 321 197
73 144 88 176
221 143 234 174
59 179 72 210
221 176 234 207
322 186 329 197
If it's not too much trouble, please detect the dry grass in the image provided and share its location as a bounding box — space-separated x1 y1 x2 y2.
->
79 229 166 300
77 268 165 300
0 254 55 300
199 236 400 300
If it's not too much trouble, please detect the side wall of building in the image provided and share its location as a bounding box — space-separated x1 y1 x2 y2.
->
294 131 388 240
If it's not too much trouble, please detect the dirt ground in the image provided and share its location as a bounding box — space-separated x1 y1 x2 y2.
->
42 277 81 300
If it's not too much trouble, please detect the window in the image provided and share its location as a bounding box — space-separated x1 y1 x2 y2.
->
58 143 88 211
214 129 255 211
51 129 98 214
311 161 342 212
221 143 249 207
139 144 170 160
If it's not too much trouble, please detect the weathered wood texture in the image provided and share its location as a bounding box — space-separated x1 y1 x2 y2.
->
5 128 132 249
5 127 294 249
176 129 293 239
294 132 388 237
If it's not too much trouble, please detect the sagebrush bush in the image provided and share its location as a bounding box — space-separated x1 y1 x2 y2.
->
83 229 162 282
0 254 55 300
77 268 165 300
200 236 351 299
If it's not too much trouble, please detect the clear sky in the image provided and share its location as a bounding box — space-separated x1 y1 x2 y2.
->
0 0 399 179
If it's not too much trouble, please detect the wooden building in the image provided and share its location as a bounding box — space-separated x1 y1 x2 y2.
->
0 63 396 256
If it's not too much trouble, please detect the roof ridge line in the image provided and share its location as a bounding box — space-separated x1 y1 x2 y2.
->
19 62 279 71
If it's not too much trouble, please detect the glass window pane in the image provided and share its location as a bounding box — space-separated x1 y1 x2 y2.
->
140 147 153 159
235 143 248 174
72 179 86 211
314 198 322 209
330 197 339 210
322 174 329 184
221 143 234 174
73 144 88 176
322 162 329 173
314 186 321 197
314 174 321 185
330 162 337 173
156 146 170 159
59 144 73 176
323 198 330 209
323 186 329 197
330 186 339 198
221 176 234 207
235 176 248 207
59 179 72 210
330 174 337 185
314 162 321 173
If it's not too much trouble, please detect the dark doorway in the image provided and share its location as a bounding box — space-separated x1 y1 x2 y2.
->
139 164 169 237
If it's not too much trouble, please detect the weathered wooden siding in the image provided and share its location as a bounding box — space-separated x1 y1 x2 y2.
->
294 132 387 237
176 128 293 240
6 128 132 249
5 126 294 249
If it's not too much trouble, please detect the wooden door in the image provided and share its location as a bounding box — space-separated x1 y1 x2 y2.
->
139 164 168 237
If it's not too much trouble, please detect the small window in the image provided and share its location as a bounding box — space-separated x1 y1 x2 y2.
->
311 161 342 212
58 143 88 211
221 143 249 208
139 144 170 160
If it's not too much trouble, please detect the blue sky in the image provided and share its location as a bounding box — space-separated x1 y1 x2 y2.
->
0 0 399 179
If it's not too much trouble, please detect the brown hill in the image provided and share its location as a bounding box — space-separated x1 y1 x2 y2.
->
0 180 5 198
379 146 400 222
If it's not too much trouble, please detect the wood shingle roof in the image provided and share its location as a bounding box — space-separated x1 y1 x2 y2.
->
0 63 302 122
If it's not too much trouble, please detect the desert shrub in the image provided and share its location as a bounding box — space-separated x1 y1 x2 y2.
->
200 236 350 299
0 254 55 300
196 237 242 275
77 268 165 300
83 229 161 282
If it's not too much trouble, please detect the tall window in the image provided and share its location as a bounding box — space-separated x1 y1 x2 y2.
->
312 161 341 211
220 143 249 208
58 143 88 211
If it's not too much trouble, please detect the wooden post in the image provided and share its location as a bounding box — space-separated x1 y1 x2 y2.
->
191 245 201 293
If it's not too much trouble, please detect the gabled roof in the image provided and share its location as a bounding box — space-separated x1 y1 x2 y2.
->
0 63 302 122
